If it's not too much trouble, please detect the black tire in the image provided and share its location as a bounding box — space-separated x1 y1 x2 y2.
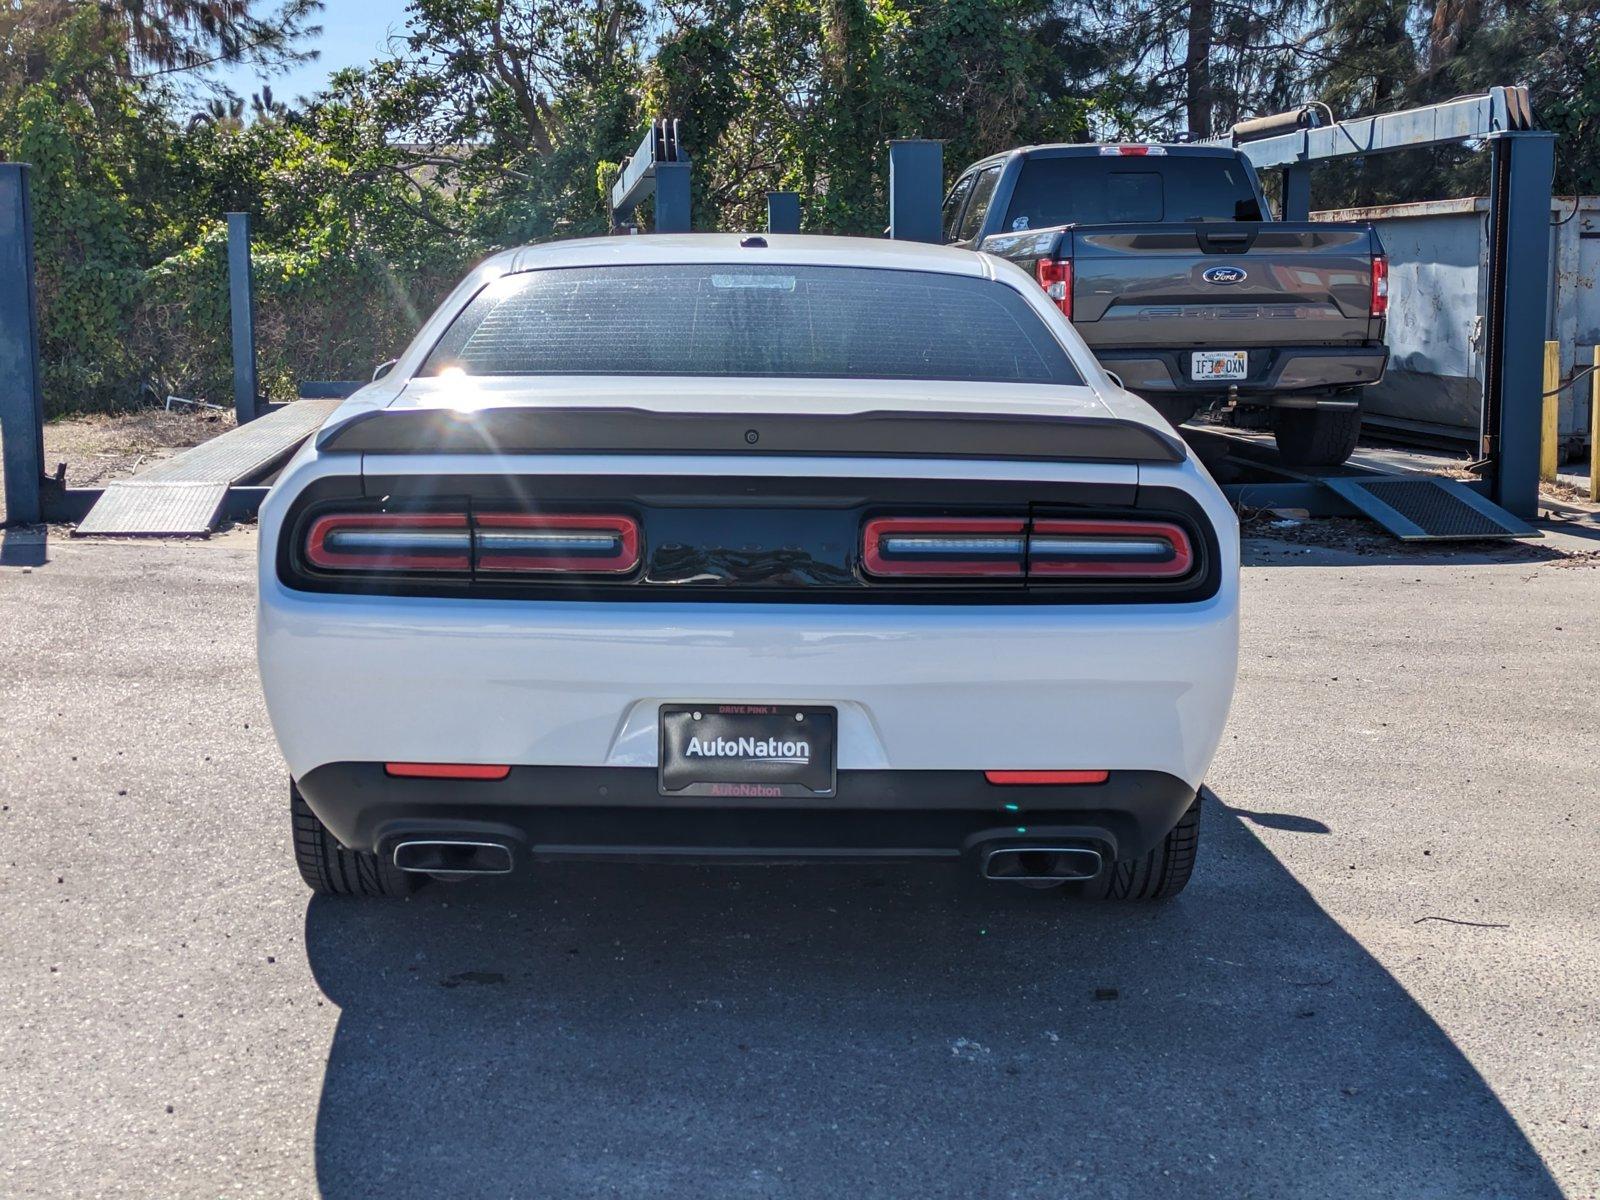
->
1072 791 1202 902
290 780 414 897
1272 406 1362 467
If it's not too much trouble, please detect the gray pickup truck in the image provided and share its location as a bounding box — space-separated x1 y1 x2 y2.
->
946 144 1388 466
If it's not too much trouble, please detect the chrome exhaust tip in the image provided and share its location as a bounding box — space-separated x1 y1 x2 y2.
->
980 845 1102 883
392 839 514 876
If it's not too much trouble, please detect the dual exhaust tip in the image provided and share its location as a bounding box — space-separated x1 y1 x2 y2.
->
393 839 513 876
979 845 1103 883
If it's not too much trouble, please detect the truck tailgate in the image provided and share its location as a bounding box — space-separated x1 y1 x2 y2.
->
1068 222 1379 349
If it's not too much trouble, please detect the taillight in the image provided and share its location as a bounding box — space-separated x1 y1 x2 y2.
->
1371 254 1388 318
861 517 1026 578
1028 519 1193 578
1035 258 1073 320
302 510 640 577
304 512 470 573
861 517 1193 582
474 513 639 574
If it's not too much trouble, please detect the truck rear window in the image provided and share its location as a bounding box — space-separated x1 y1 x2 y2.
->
1004 156 1261 230
422 264 1083 385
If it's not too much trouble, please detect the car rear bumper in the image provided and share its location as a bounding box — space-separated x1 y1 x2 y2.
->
1096 345 1388 396
258 590 1239 791
295 763 1200 864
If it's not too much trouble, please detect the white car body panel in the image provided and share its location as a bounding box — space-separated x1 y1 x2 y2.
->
256 233 1240 862
258 453 1237 788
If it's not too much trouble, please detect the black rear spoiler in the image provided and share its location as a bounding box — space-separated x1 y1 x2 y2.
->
316 406 1185 464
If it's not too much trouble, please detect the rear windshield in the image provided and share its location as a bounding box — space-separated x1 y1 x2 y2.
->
422 264 1083 385
1003 155 1262 230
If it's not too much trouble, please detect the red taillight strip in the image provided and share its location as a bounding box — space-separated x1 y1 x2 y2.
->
985 770 1109 785
384 762 511 780
1027 519 1193 578
474 513 640 574
1370 254 1389 318
305 513 471 572
861 517 1027 578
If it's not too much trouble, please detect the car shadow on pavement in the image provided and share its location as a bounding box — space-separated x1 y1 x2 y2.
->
304 797 1561 1199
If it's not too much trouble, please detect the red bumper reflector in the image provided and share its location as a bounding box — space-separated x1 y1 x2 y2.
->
985 770 1110 786
384 763 512 781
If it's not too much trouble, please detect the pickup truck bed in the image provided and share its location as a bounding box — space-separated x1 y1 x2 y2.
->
978 220 1388 397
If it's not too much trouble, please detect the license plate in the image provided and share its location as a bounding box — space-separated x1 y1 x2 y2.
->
1192 350 1248 381
659 704 837 798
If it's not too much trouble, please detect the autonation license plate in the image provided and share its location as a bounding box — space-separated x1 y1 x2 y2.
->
659 704 837 798
1192 350 1248 381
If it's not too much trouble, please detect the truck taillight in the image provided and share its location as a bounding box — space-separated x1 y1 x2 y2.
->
861 517 1194 581
304 513 471 573
861 517 1027 578
1371 254 1389 318
1035 258 1073 320
474 513 639 574
302 510 640 577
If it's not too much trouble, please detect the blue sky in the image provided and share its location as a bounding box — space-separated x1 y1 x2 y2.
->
211 1 415 104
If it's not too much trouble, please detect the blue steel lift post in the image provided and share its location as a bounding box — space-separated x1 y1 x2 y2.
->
0 163 47 526
611 120 691 233
888 140 943 243
766 192 802 235
1227 85 1552 520
227 212 262 424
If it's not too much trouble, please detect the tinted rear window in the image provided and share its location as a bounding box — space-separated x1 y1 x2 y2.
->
422 264 1082 385
1003 155 1261 230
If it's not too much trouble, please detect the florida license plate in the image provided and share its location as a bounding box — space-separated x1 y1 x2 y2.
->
659 704 837 798
1191 350 1248 381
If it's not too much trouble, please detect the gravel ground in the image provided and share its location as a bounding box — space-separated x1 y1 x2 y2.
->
0 525 1596 1199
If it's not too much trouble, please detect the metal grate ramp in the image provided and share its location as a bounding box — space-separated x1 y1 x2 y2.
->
1324 476 1539 541
73 399 341 537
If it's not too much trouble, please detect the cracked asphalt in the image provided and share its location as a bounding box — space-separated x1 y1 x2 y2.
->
1 523 1597 1198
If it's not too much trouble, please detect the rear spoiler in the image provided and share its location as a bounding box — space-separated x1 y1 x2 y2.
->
315 406 1185 464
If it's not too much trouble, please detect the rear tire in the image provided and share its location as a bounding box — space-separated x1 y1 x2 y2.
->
291 780 414 897
1272 405 1362 467
1071 791 1202 902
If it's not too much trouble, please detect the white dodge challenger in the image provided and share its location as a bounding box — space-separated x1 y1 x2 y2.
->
256 234 1239 901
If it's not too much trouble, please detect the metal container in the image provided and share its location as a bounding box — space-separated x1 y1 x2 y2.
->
1314 196 1600 447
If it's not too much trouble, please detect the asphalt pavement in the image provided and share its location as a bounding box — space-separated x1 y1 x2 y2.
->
1 522 1597 1199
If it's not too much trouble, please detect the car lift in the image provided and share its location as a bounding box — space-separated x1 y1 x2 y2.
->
1201 86 1550 535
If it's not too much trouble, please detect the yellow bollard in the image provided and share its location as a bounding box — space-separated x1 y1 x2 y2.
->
1591 345 1599 503
1541 340 1560 484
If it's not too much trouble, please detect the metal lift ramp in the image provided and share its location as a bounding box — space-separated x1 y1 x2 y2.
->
1321 475 1538 541
73 399 340 536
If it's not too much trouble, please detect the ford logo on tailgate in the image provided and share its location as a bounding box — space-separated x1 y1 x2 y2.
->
1202 265 1247 285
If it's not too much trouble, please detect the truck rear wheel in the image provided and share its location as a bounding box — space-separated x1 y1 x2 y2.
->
291 780 414 897
1272 406 1362 467
1070 791 1202 901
